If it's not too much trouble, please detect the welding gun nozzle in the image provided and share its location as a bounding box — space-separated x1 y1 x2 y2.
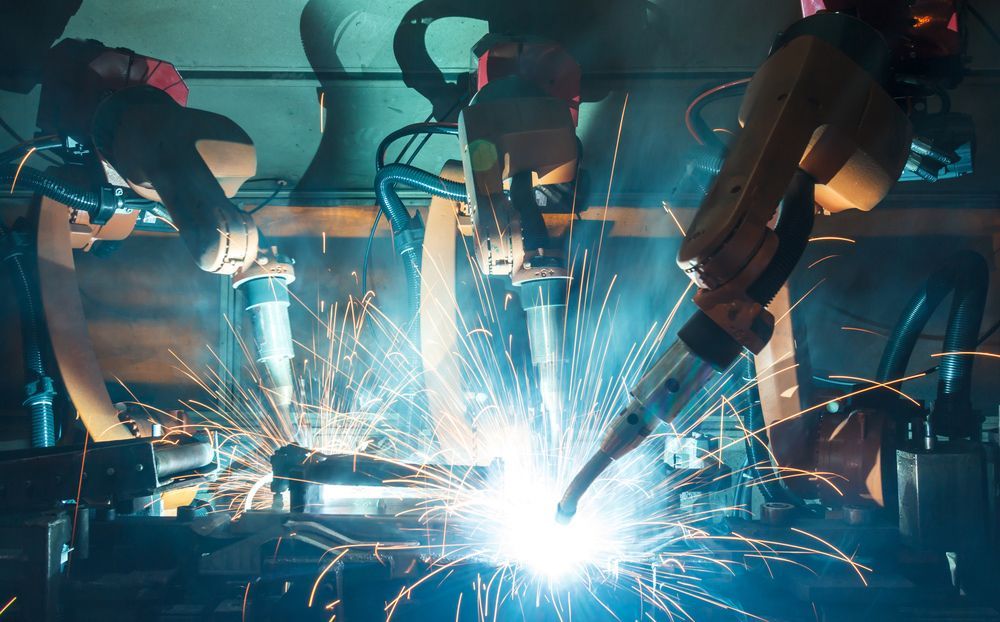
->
554 449 613 526
554 502 575 525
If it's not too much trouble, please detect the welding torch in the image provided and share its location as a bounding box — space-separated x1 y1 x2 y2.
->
233 247 297 423
556 12 915 524
458 76 579 425
556 337 716 523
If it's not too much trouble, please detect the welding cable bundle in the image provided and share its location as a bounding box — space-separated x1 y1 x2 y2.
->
0 167 100 213
876 250 989 437
371 123 466 337
373 163 466 337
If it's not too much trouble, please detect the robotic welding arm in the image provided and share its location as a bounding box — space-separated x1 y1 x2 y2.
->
556 12 913 524
91 85 297 417
91 85 259 275
459 36 580 421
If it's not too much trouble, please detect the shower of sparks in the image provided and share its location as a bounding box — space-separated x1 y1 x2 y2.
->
125 102 887 619
131 238 885 620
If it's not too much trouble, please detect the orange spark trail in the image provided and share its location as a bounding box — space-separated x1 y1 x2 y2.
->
807 254 839 269
70 434 91 564
9 147 37 193
841 326 884 337
242 582 252 622
595 91 630 267
932 351 1000 360
775 279 825 325
829 374 921 406
808 236 855 244
662 204 687 236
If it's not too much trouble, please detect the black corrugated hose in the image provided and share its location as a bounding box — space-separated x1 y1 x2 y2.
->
746 172 816 307
510 172 549 251
876 250 989 437
1 168 99 213
373 163 467 335
375 123 458 171
0 226 56 448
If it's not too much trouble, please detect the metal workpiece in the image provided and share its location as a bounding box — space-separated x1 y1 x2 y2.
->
152 440 216 480
897 442 988 551
761 501 796 526
814 409 891 507
556 339 717 524
271 445 498 513
843 504 878 526
0 437 216 512
0 510 73 622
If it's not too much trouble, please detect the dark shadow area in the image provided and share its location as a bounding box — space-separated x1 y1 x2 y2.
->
391 0 666 109
295 0 668 194
297 1 387 192
0 0 81 94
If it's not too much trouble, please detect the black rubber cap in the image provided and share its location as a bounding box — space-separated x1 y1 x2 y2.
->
678 310 742 371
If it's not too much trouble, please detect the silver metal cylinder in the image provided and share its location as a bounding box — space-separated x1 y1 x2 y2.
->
521 276 569 425
239 276 296 409
153 441 214 479
630 338 716 419
525 303 564 418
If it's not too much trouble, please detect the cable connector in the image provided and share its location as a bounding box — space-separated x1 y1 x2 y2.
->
23 375 56 407
393 214 425 257
0 228 29 262
92 185 126 225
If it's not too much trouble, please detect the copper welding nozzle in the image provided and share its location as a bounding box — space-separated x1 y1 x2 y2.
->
555 449 614 525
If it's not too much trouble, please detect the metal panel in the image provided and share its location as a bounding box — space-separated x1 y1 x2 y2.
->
897 443 988 551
